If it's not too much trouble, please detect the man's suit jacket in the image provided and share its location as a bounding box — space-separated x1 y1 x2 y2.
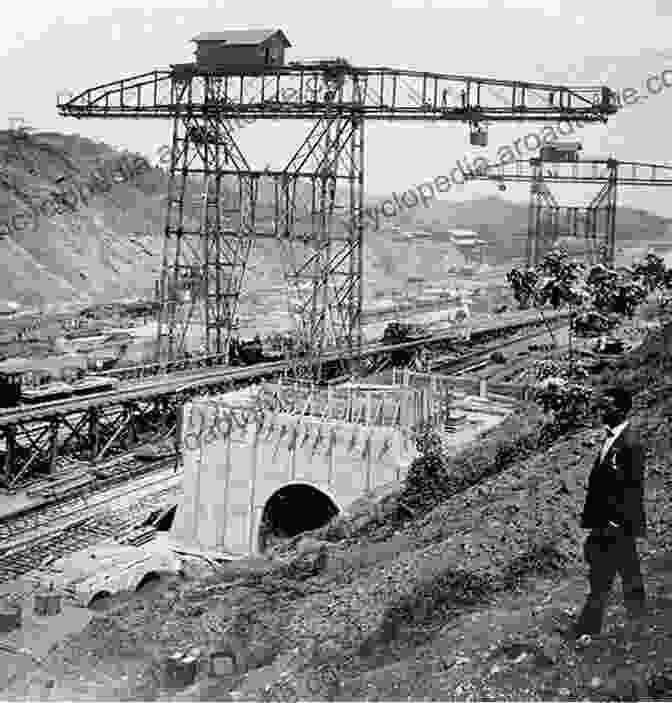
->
580 425 646 537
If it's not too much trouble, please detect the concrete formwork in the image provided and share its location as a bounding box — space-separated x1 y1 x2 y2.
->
170 384 420 556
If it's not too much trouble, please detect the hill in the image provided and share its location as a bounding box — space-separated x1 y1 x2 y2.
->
388 195 672 262
0 130 166 308
0 130 469 313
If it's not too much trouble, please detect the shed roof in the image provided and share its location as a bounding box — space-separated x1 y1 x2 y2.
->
191 29 291 47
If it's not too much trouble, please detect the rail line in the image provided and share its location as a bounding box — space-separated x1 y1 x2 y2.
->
0 461 181 582
0 311 564 424
430 319 566 372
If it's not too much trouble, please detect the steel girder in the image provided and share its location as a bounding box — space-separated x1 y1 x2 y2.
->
156 95 255 362
0 383 239 491
155 73 364 380
57 67 617 123
277 113 364 381
0 398 175 490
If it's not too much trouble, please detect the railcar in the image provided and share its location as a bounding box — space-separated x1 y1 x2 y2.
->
0 358 120 408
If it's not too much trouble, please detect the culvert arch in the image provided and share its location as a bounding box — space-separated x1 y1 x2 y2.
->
258 482 340 553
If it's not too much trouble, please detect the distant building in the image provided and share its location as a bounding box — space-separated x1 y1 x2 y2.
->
191 29 291 70
446 229 488 265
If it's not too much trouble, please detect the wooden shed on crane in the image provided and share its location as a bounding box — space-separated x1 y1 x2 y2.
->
192 29 291 70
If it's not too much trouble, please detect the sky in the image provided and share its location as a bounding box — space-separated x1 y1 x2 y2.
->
4 0 672 216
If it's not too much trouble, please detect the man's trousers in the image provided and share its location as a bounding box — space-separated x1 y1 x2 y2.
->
575 530 646 635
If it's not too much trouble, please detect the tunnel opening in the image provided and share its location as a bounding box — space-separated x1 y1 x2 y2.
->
258 483 339 553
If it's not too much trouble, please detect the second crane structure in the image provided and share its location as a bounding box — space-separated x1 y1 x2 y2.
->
58 28 619 380
464 142 672 267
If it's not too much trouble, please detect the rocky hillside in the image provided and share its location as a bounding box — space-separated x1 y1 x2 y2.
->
0 130 167 308
0 131 471 313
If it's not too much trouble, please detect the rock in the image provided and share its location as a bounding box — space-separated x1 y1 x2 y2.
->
281 544 328 580
296 537 327 556
161 650 200 689
300 663 340 700
211 634 249 676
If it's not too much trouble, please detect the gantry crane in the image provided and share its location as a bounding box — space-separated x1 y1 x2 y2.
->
58 41 619 379
464 147 672 267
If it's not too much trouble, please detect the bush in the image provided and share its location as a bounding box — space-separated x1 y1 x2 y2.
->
401 407 564 515
533 378 593 432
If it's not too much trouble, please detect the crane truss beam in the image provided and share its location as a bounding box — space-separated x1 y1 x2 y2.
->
58 67 616 123
468 158 672 186
277 114 364 381
156 111 255 362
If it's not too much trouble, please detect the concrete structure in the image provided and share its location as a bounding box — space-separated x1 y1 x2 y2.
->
170 373 523 556
170 382 423 555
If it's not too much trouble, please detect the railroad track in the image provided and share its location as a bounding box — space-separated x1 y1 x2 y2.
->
0 311 564 423
0 450 176 532
0 486 181 583
0 461 181 582
430 320 567 374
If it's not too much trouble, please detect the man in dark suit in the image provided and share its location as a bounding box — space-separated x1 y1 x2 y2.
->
569 385 647 638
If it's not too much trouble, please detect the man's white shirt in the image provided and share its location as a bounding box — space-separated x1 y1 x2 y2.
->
599 420 629 464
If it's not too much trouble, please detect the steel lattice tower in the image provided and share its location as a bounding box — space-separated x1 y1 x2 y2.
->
467 157 672 268
59 57 618 377
526 157 618 267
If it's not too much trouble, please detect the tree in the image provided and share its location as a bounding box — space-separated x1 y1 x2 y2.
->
631 252 672 318
571 263 647 341
507 247 653 434
508 248 588 374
